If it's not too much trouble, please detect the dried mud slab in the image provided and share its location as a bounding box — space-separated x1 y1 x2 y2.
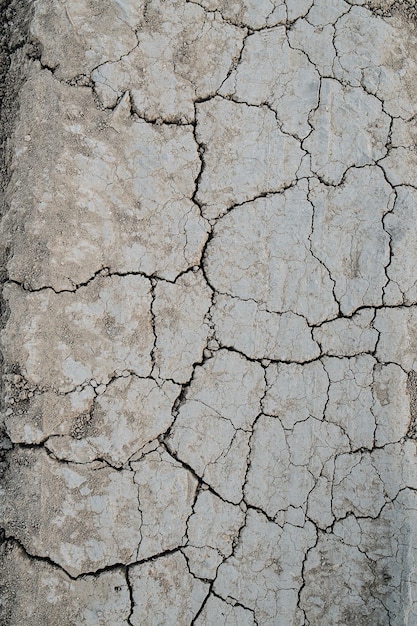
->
1 0 417 624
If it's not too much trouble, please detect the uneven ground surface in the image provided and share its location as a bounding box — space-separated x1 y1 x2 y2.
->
1 0 417 624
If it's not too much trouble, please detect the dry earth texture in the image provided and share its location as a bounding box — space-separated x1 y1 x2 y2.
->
1 0 417 624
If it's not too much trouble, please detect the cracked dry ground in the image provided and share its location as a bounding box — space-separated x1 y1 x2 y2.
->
1 0 417 625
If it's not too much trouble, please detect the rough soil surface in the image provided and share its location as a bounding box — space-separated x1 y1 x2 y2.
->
1 0 417 624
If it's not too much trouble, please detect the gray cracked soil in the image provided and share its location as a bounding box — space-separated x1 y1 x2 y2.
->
1 1 417 624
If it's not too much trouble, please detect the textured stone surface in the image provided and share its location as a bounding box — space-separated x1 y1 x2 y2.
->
1 0 417 624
